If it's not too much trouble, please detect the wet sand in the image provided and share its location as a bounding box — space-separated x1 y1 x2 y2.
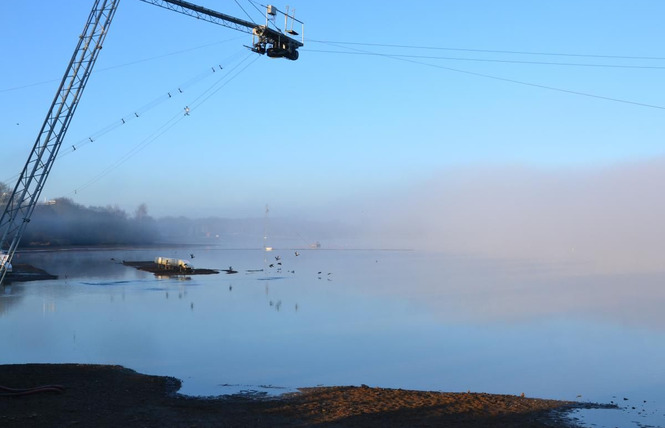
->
0 364 610 427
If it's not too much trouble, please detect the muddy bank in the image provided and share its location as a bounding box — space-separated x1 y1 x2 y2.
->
122 260 219 276
0 364 612 427
3 264 57 284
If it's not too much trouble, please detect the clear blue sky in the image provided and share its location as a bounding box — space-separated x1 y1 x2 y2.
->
2 0 665 223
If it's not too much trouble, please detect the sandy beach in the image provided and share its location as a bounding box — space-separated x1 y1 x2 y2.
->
0 364 610 427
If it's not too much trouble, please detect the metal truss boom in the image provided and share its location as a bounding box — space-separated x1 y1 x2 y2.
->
0 0 120 285
138 0 255 34
0 0 303 285
138 0 303 59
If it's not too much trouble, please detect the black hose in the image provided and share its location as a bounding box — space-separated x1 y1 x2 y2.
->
0 384 65 397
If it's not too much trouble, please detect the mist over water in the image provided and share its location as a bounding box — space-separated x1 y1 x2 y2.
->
3 158 665 427
1 246 664 428
13 156 665 278
348 158 665 274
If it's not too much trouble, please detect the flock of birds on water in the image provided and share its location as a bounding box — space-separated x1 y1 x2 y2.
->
185 250 334 281
112 249 333 314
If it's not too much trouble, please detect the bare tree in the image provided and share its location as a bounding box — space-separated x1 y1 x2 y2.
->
0 182 9 206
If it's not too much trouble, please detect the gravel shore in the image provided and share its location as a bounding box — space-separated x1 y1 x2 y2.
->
0 364 606 427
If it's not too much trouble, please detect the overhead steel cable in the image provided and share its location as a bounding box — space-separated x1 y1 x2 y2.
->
0 38 241 94
69 52 259 195
246 0 283 33
92 37 243 72
187 53 260 112
246 0 266 18
234 0 256 24
309 39 665 61
303 49 665 70
70 109 186 195
2 53 245 187
316 41 665 111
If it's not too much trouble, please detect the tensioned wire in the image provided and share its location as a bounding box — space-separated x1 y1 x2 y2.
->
0 38 243 94
303 49 665 70
308 39 665 61
307 40 665 111
67 52 260 196
1 49 253 189
7 32 665 191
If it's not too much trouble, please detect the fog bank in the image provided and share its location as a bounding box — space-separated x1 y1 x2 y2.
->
8 157 665 273
354 158 665 273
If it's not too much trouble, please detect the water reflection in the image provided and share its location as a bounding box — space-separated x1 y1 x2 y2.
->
5 249 665 331
0 284 24 316
0 248 663 428
333 251 665 330
155 275 191 281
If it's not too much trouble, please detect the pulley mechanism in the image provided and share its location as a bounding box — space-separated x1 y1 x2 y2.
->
140 0 305 60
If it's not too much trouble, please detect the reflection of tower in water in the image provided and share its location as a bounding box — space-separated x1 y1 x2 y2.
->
263 204 273 271
263 204 272 252
259 205 300 313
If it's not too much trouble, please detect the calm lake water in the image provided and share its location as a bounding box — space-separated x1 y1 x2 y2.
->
1 247 664 427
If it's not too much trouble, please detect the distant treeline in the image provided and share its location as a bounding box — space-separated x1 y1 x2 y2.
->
21 198 158 247
1 195 351 248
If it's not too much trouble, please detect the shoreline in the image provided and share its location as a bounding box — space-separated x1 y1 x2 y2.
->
0 363 613 427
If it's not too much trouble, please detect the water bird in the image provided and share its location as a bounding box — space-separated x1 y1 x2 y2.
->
294 251 299 256
190 253 195 259
275 256 281 261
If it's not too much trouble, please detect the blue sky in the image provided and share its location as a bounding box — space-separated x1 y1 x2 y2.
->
2 0 665 232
